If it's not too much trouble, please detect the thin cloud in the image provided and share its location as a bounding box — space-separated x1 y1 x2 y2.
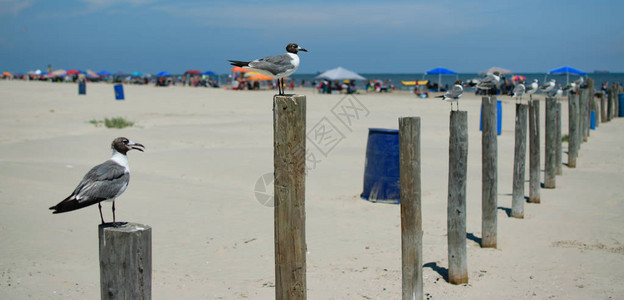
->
0 0 34 16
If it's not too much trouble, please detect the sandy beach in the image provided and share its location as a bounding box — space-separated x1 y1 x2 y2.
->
1 80 623 299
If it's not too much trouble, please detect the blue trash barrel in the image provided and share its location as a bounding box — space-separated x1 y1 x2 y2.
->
480 100 502 135
114 84 125 100
590 111 596 130
360 128 400 204
619 93 624 117
78 82 86 95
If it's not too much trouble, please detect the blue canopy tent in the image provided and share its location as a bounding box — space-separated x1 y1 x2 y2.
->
156 71 171 77
425 67 458 92
547 66 586 86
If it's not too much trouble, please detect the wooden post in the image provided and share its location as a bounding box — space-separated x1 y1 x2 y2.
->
616 85 621 118
555 102 563 176
585 78 595 138
481 97 497 247
273 95 307 300
608 83 617 121
528 99 540 203
600 91 608 123
568 94 579 168
593 92 600 128
399 117 423 300
448 110 468 284
544 97 557 188
512 104 527 218
99 223 152 300
579 88 588 143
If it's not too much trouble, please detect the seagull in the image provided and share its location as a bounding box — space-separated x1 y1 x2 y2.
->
549 84 563 98
574 77 584 88
539 79 556 93
563 82 576 93
49 137 145 225
525 79 539 100
436 80 463 110
512 83 525 103
476 72 500 95
229 43 307 96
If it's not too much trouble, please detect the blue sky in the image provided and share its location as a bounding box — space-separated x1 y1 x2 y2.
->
1 0 623 74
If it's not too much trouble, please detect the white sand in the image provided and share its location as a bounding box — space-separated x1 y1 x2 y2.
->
1 80 623 299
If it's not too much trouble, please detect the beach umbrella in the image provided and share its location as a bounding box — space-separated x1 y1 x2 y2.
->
85 70 100 78
231 67 250 73
156 71 171 77
246 72 273 81
511 75 527 82
548 65 586 85
203 71 215 76
184 69 202 75
46 69 67 78
479 66 512 76
66 69 81 75
426 67 458 92
3 71 12 77
98 70 113 76
131 71 143 77
114 71 129 77
314 66 366 80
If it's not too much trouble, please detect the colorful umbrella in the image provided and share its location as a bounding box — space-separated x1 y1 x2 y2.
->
66 69 81 75
156 71 171 77
231 67 250 72
245 72 273 81
511 75 527 82
184 69 202 75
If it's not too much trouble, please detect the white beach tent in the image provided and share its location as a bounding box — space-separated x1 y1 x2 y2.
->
315 66 366 81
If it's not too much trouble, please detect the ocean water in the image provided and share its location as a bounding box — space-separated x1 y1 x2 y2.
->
288 73 624 91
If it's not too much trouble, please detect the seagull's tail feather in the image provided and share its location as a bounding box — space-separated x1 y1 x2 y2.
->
228 60 250 68
49 195 101 214
435 95 445 98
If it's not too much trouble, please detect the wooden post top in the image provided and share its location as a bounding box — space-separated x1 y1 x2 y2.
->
98 223 151 232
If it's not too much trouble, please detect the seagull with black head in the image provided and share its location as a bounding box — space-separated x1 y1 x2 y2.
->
229 43 307 95
49 137 145 226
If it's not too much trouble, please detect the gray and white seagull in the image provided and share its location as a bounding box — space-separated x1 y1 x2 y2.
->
539 79 556 93
49 137 144 225
512 83 526 103
525 79 539 100
436 80 463 110
476 72 500 95
229 43 307 95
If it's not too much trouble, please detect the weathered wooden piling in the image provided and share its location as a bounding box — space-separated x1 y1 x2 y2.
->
399 117 423 300
273 95 307 300
608 83 617 121
447 110 468 284
528 99 540 203
585 78 595 138
579 88 588 143
555 102 563 176
568 94 579 168
544 97 557 188
481 97 497 247
512 104 528 218
99 223 152 300
600 91 608 123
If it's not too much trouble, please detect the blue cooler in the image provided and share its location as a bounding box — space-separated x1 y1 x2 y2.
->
480 100 502 135
114 84 124 100
78 82 86 95
360 128 400 204
619 93 624 117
